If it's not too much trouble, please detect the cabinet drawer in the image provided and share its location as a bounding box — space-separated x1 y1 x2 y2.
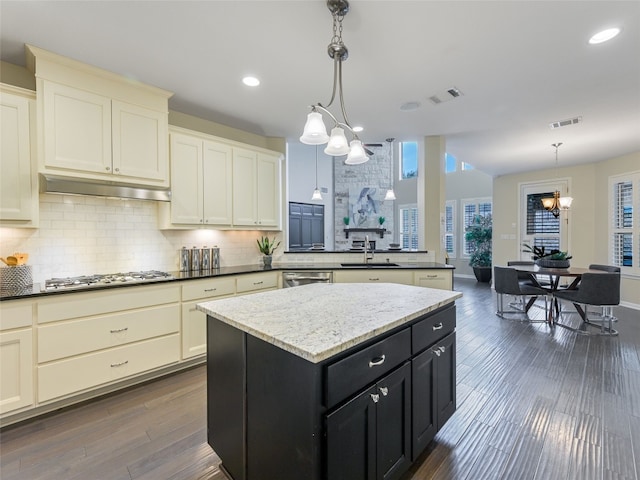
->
236 272 278 294
412 306 455 354
38 284 180 324
181 277 235 301
38 334 180 402
38 304 180 363
333 270 414 285
326 328 411 408
0 300 32 330
414 270 452 290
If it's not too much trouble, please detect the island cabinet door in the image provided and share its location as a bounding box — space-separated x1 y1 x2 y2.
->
326 363 412 480
435 331 456 429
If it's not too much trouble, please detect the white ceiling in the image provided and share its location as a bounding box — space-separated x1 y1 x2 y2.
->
1 1 639 176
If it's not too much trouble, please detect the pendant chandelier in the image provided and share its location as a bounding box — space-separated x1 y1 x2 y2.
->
541 143 573 218
299 0 368 165
311 145 323 201
384 138 396 201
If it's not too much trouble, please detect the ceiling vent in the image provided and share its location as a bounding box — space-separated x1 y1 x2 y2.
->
549 116 583 129
428 86 463 105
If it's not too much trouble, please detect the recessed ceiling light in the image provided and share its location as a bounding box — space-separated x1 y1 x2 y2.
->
242 76 260 87
352 126 364 132
400 101 421 111
589 27 621 44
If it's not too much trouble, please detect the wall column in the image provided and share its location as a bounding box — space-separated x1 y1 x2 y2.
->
418 136 445 261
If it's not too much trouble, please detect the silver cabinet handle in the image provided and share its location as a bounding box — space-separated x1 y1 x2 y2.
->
114 167 120 173
110 327 128 333
369 277 380 281
368 355 386 367
105 166 111 171
253 281 263 285
433 349 441 357
439 346 446 353
379 387 388 396
111 360 129 367
204 288 217 292
432 323 443 330
371 393 380 403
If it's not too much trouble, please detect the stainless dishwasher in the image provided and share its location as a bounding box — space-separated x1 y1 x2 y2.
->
282 271 333 288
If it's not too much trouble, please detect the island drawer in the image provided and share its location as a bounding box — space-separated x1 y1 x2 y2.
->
412 305 455 354
325 328 411 408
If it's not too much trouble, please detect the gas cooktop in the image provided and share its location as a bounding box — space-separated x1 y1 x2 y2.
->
42 270 174 292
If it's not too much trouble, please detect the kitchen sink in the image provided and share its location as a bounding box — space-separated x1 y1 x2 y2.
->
340 262 400 268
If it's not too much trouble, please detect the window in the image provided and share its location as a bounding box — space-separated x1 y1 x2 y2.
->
445 153 457 173
461 162 474 171
400 205 419 250
462 198 492 256
525 192 560 251
610 172 639 275
400 142 418 179
445 200 456 258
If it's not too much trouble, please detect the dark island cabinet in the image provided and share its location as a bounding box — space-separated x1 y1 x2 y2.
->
206 303 456 480
327 362 412 480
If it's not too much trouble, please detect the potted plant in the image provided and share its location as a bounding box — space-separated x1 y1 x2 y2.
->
257 236 281 267
378 216 385 226
522 244 572 268
465 214 492 282
343 216 350 227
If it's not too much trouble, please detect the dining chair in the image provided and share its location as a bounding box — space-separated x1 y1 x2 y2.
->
553 271 620 336
494 266 548 322
583 264 622 324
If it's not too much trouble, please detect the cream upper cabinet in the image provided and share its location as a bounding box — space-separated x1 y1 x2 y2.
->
168 131 232 226
233 148 281 228
27 45 172 187
0 85 38 226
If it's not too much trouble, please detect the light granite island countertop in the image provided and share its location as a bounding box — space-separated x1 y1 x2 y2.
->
197 282 462 363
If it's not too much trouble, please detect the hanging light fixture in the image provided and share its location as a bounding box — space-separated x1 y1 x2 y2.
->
384 138 396 200
311 145 323 201
541 142 573 218
300 0 368 164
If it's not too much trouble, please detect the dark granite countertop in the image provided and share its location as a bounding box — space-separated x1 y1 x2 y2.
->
0 262 453 301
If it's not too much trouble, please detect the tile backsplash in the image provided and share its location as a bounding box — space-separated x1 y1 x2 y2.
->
0 194 282 283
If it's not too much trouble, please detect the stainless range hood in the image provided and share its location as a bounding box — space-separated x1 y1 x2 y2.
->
39 174 171 202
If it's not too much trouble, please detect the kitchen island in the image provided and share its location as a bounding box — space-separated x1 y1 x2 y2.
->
197 283 462 480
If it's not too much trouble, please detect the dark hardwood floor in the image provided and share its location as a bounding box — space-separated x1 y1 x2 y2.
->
1 278 639 480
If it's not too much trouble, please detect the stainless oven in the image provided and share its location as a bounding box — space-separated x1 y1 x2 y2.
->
282 271 333 288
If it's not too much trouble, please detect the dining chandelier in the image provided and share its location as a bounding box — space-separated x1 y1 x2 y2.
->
299 0 368 165
541 142 573 218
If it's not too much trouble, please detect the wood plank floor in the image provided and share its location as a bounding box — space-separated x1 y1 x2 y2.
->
1 277 639 480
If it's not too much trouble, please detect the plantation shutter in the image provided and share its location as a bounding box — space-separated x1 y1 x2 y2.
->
611 180 633 267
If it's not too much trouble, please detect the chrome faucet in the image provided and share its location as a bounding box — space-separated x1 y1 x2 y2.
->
364 235 374 264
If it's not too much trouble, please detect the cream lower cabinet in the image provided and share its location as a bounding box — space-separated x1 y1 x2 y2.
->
332 269 414 285
414 270 453 290
181 277 235 359
0 84 38 226
168 131 233 226
36 284 181 403
0 300 34 415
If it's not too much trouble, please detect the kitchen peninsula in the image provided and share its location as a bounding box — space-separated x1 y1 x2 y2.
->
198 283 462 480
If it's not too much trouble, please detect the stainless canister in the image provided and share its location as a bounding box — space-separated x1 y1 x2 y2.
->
201 246 211 271
190 246 201 271
180 247 190 272
212 246 220 268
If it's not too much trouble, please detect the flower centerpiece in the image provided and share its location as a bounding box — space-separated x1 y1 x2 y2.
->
522 244 572 268
257 236 281 267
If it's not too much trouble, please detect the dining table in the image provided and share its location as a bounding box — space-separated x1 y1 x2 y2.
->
510 264 610 327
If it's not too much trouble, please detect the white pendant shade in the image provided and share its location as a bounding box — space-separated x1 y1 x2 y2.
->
324 127 350 156
559 196 573 209
311 188 323 201
344 139 368 164
384 189 396 201
300 112 329 145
